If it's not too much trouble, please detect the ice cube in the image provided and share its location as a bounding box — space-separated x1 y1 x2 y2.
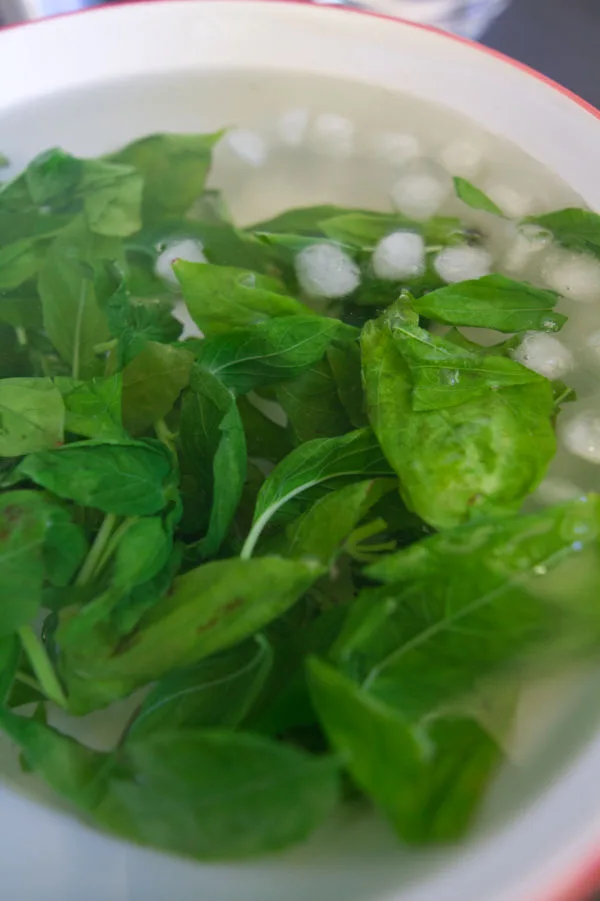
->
535 477 584 506
391 166 451 221
562 412 600 463
439 139 484 179
372 231 425 280
511 332 573 379
295 243 360 298
155 238 207 286
276 108 310 147
542 249 600 303
372 132 421 167
484 183 534 218
311 113 355 158
226 129 268 167
585 329 600 361
433 245 492 283
173 301 202 340
502 224 553 273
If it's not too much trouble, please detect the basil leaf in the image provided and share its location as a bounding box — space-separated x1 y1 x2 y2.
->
453 177 504 216
0 491 54 636
0 710 340 858
24 147 83 206
195 316 356 395
327 340 367 428
128 636 273 737
409 274 566 333
285 479 394 565
121 342 194 435
0 238 45 290
250 205 356 236
99 729 339 859
109 131 223 224
387 316 542 411
526 208 600 259
0 635 19 703
175 261 305 335
105 280 182 367
0 377 64 456
361 313 556 528
243 428 393 558
79 159 143 238
55 374 124 440
19 439 175 516
59 556 323 713
276 358 353 444
237 396 292 463
320 212 463 249
43 505 88 587
308 658 500 842
337 497 600 719
180 368 247 551
39 218 122 378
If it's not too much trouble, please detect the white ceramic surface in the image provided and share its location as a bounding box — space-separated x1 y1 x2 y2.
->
1 4 600 901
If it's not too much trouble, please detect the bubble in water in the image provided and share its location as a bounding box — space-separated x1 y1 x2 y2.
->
542 249 600 304
502 224 552 273
310 113 355 159
439 368 461 386
391 162 451 221
562 412 600 464
535 477 584 506
371 231 425 280
484 183 534 218
295 243 360 299
276 108 310 147
533 564 547 576
433 245 492 283
372 132 421 167
511 332 573 379
439 139 485 179
226 129 268 167
155 238 207 286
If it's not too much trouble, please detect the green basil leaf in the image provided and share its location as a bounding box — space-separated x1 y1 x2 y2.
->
308 658 500 843
0 238 46 290
525 208 600 259
112 516 172 592
237 396 292 463
243 428 393 558
175 261 305 335
0 377 64 456
109 131 223 224
409 274 566 333
327 340 367 428
453 177 504 216
0 491 54 636
284 479 394 565
0 635 19 703
105 280 182 367
361 314 556 528
19 440 175 516
59 555 323 713
98 729 339 859
387 315 542 411
179 368 247 551
338 496 600 717
320 212 463 249
55 374 124 440
249 205 357 236
43 505 88 587
79 159 143 238
39 218 122 378
128 636 273 737
276 358 353 444
24 147 83 206
121 342 194 435
195 316 356 395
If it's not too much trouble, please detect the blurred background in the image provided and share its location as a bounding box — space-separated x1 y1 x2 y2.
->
0 0 598 111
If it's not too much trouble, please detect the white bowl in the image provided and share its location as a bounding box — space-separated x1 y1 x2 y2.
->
2 4 600 900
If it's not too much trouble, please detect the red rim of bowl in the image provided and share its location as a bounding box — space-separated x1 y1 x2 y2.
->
2 2 600 899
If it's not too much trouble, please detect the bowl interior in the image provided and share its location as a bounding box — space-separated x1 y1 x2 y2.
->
1 5 600 901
